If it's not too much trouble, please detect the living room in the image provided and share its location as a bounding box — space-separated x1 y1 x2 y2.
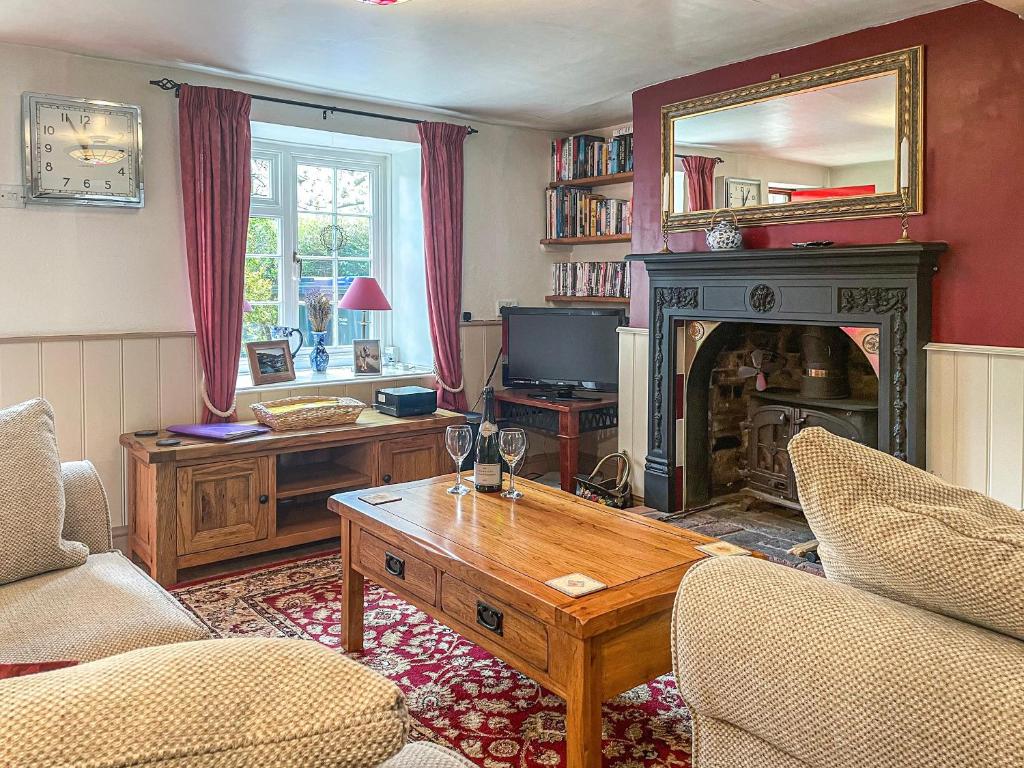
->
1 2 1022 767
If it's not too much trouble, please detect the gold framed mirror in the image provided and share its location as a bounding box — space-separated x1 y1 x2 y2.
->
661 47 923 232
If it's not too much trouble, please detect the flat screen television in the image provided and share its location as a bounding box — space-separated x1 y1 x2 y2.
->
501 307 626 399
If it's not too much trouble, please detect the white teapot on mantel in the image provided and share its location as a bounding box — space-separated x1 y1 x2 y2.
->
705 209 744 251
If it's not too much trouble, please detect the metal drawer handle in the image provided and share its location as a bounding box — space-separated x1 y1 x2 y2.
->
258 494 269 504
384 552 405 579
382 473 392 483
476 601 504 636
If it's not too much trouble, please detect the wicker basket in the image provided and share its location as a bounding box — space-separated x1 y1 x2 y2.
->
251 396 366 431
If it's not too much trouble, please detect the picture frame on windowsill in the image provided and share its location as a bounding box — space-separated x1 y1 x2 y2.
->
352 339 382 376
246 340 297 386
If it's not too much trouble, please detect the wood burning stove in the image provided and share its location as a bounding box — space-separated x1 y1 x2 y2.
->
741 391 878 506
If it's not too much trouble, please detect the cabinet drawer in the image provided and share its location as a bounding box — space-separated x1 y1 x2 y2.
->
355 528 437 606
440 574 548 671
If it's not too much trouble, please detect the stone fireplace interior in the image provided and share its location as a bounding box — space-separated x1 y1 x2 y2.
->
681 320 880 513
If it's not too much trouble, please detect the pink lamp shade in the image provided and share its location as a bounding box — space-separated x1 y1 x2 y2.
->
242 299 254 313
339 277 392 311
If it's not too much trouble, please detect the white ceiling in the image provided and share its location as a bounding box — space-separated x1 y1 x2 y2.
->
675 74 897 166
0 0 968 131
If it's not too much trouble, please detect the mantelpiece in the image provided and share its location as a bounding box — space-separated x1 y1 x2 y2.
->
626 243 946 512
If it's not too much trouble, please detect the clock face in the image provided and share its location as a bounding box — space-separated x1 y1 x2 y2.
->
23 93 143 207
727 179 761 208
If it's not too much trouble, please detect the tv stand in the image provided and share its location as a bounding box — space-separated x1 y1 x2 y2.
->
528 386 600 403
495 388 618 492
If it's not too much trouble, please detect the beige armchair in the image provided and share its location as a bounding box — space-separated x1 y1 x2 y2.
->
0 398 470 767
672 428 1024 768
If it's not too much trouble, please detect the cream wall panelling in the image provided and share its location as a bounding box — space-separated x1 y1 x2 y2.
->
0 333 443 550
617 327 649 501
926 343 1024 509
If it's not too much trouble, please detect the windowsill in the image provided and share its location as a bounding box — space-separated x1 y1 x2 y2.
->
237 363 433 393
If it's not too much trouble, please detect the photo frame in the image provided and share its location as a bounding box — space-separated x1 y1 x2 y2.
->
352 339 382 376
246 340 296 385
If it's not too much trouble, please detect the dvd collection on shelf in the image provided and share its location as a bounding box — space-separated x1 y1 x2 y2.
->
551 131 634 181
545 189 632 239
550 261 630 299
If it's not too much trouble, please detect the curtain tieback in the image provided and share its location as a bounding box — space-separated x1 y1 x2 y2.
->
434 365 464 394
199 370 237 419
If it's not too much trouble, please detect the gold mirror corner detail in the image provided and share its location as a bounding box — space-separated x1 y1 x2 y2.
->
661 46 923 232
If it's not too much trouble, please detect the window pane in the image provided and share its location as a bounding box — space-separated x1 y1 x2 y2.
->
299 303 339 348
244 257 280 302
297 212 335 256
337 259 371 301
246 216 280 255
299 258 334 302
297 164 334 212
337 169 371 214
337 309 364 347
251 157 273 199
242 305 279 344
338 216 370 258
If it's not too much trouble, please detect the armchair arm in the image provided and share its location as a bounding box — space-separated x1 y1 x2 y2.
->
673 557 1024 768
0 637 409 768
61 460 113 553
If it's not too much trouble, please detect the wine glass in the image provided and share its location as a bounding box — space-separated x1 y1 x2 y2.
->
499 428 528 500
445 425 473 495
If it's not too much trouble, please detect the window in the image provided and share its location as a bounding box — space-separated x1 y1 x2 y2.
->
243 140 388 366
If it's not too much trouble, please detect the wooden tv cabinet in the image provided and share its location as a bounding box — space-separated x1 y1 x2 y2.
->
120 409 464 586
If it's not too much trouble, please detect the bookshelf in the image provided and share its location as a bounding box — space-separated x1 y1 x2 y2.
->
544 129 633 305
547 171 633 190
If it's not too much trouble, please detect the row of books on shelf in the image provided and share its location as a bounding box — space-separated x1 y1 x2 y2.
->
551 261 631 299
545 187 632 239
551 132 634 181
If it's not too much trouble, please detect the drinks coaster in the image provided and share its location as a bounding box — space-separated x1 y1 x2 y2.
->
695 541 751 557
359 492 403 506
545 572 607 598
155 438 181 447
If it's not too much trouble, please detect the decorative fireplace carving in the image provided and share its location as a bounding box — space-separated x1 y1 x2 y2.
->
626 243 946 512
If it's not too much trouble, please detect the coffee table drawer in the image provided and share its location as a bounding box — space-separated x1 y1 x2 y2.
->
441 574 548 671
356 528 438 606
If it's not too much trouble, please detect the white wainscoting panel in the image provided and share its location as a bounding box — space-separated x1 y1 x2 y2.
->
460 321 503 407
617 327 649 501
926 343 1024 508
0 332 461 543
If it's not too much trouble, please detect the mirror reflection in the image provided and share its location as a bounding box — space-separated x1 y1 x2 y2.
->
671 73 897 214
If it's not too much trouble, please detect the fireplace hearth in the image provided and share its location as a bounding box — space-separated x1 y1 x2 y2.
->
626 243 946 513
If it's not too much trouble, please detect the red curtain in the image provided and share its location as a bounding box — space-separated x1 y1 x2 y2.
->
419 122 470 412
178 85 252 423
679 155 718 212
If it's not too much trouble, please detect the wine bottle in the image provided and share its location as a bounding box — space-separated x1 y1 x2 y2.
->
474 386 503 493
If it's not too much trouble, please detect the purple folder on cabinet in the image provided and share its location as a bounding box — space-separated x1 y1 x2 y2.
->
166 423 270 441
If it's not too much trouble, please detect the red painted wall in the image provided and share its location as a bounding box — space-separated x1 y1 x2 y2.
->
628 1 1024 346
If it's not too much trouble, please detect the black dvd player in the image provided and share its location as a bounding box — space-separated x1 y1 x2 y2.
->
374 386 438 417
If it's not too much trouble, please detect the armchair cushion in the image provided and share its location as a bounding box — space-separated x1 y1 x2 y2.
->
0 551 208 664
0 398 87 586
790 426 1024 640
0 637 410 768
674 556 1024 768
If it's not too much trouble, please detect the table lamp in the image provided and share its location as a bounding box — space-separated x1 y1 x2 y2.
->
339 276 391 339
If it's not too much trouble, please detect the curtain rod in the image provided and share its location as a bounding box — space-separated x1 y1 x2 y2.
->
148 78 479 135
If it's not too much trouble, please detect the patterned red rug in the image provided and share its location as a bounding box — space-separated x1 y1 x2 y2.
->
172 553 692 767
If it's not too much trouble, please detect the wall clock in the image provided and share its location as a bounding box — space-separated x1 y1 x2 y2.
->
725 177 762 208
22 92 144 207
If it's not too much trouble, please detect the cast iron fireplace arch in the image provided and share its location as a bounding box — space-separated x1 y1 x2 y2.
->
626 243 946 513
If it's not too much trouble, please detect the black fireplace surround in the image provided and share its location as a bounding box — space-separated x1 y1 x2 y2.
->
626 243 946 512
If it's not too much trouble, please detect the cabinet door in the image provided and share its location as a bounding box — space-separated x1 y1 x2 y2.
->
379 432 446 485
176 458 272 555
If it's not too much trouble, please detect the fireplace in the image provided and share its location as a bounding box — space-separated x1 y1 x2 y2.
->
626 243 945 513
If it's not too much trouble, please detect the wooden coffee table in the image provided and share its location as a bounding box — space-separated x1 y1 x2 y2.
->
329 476 719 768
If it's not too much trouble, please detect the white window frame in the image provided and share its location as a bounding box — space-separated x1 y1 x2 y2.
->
245 138 392 370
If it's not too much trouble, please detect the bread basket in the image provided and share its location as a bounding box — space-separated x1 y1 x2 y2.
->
251 396 366 431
